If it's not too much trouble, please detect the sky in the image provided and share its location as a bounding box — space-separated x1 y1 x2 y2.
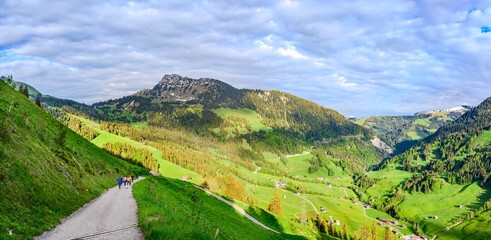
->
1 0 490 117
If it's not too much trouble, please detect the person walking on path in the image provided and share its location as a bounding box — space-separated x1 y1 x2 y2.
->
117 177 123 189
129 175 133 186
123 176 128 188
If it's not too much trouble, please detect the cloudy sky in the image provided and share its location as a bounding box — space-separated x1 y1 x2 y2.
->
1 0 490 117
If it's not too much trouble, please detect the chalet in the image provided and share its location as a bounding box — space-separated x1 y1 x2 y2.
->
320 207 327 213
362 203 371 209
378 218 396 225
401 235 428 240
181 176 189 181
275 181 287 188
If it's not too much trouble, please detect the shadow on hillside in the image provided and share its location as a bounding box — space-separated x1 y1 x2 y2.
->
462 183 491 215
244 206 309 239
164 177 309 239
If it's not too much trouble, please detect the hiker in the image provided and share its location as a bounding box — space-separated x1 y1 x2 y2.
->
123 176 128 187
128 175 133 186
117 177 123 189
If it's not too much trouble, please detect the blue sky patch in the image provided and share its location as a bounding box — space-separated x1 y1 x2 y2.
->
482 26 491 33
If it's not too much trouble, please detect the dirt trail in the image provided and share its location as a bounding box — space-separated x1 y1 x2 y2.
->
431 221 463 240
36 179 144 240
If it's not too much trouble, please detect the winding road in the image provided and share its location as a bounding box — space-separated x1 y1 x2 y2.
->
36 180 143 240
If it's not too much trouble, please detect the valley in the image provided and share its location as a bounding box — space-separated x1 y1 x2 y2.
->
2 75 491 239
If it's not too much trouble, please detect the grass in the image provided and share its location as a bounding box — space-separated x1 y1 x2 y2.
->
131 121 149 128
397 182 486 237
88 120 203 184
212 108 271 135
133 176 308 239
439 209 491 240
415 118 431 127
0 81 145 239
366 166 414 198
473 130 491 146
407 130 423 140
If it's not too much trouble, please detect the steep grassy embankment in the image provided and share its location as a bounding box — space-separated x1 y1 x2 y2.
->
0 81 145 239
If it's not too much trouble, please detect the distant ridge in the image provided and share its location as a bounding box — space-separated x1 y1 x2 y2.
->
415 105 473 115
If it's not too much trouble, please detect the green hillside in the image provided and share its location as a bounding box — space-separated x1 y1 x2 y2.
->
361 97 491 238
133 176 308 240
0 80 145 239
354 111 466 153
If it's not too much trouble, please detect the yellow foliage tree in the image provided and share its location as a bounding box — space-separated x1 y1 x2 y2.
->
225 174 245 201
268 189 283 216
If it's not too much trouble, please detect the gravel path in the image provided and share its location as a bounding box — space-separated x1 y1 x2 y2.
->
36 180 143 240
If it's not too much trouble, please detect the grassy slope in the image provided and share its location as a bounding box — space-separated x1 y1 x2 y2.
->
440 209 491 239
473 130 491 146
365 162 490 238
212 108 271 135
0 81 145 239
398 183 486 236
76 116 203 184
133 176 307 240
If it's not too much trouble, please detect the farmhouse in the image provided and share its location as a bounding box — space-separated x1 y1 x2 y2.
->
378 218 396 225
275 181 287 188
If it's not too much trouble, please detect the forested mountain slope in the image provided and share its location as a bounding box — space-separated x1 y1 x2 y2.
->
355 107 469 153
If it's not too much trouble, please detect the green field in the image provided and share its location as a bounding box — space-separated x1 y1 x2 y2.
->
133 177 307 239
398 183 486 237
439 209 491 239
473 130 491 146
85 118 203 184
212 108 271 135
415 118 431 127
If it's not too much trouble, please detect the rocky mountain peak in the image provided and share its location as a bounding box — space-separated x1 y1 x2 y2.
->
133 74 242 106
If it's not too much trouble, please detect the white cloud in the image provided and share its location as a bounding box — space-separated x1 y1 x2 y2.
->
0 0 490 117
278 44 309 60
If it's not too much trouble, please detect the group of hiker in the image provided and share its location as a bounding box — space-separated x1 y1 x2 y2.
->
117 175 137 189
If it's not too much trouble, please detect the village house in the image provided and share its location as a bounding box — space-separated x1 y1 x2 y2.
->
275 181 287 188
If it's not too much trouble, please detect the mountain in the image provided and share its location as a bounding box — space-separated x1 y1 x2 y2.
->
402 97 491 184
135 74 245 107
0 80 145 239
90 74 388 173
95 74 375 141
359 97 491 239
354 106 471 154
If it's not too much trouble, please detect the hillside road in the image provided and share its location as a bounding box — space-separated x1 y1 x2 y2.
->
36 179 144 240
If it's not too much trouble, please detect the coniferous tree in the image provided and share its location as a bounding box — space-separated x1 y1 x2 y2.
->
18 84 29 97
383 227 394 240
341 224 349 240
371 222 378 240
35 95 41 107
268 189 283 216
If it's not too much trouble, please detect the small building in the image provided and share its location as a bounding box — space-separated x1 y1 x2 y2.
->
320 207 327 213
362 203 371 209
181 176 189 181
378 218 395 225
275 181 287 188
